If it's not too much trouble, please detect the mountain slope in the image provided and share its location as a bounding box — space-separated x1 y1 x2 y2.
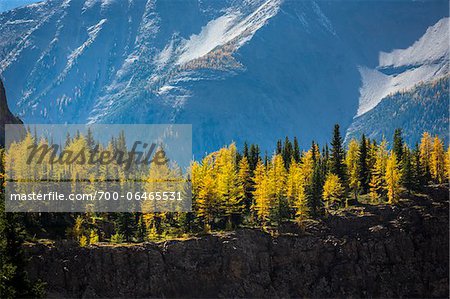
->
0 0 447 154
346 77 449 145
355 18 449 117
346 17 449 144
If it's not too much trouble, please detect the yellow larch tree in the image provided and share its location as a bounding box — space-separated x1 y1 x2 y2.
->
66 134 90 183
252 160 270 225
430 136 445 183
237 156 253 210
323 173 344 209
267 154 288 223
385 151 401 204
197 170 219 232
286 159 301 210
143 147 172 237
419 132 433 181
445 147 450 181
346 139 360 201
216 144 244 228
294 150 315 221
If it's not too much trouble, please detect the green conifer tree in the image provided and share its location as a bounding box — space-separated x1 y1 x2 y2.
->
358 134 370 193
393 128 404 163
330 124 348 192
293 137 301 163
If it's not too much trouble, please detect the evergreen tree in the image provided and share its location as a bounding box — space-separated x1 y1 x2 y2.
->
330 124 348 191
242 142 249 159
86 127 95 150
401 146 415 193
392 128 404 162
238 156 253 211
282 137 293 169
358 134 370 193
412 143 424 190
322 144 330 175
293 137 301 163
419 132 433 183
264 151 269 167
248 144 260 172
311 141 320 163
116 213 135 242
276 140 282 155
135 214 147 242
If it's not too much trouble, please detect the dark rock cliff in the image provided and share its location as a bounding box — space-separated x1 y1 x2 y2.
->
0 79 22 146
25 187 449 298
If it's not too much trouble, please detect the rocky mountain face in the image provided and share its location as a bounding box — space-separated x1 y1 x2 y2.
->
0 79 22 146
0 0 447 154
25 186 449 298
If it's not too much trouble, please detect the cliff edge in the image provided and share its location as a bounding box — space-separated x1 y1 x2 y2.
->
0 79 22 146
25 186 449 298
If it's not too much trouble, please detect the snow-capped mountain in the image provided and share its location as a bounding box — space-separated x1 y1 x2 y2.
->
0 0 447 155
347 17 449 144
355 18 449 117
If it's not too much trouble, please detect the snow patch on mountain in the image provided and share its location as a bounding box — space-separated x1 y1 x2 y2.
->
357 62 448 116
356 17 449 117
62 18 107 78
176 0 281 66
5 19 35 25
177 14 237 65
379 17 449 68
155 39 174 69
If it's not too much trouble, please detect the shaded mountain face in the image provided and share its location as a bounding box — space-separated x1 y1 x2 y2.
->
0 79 23 146
0 0 447 155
